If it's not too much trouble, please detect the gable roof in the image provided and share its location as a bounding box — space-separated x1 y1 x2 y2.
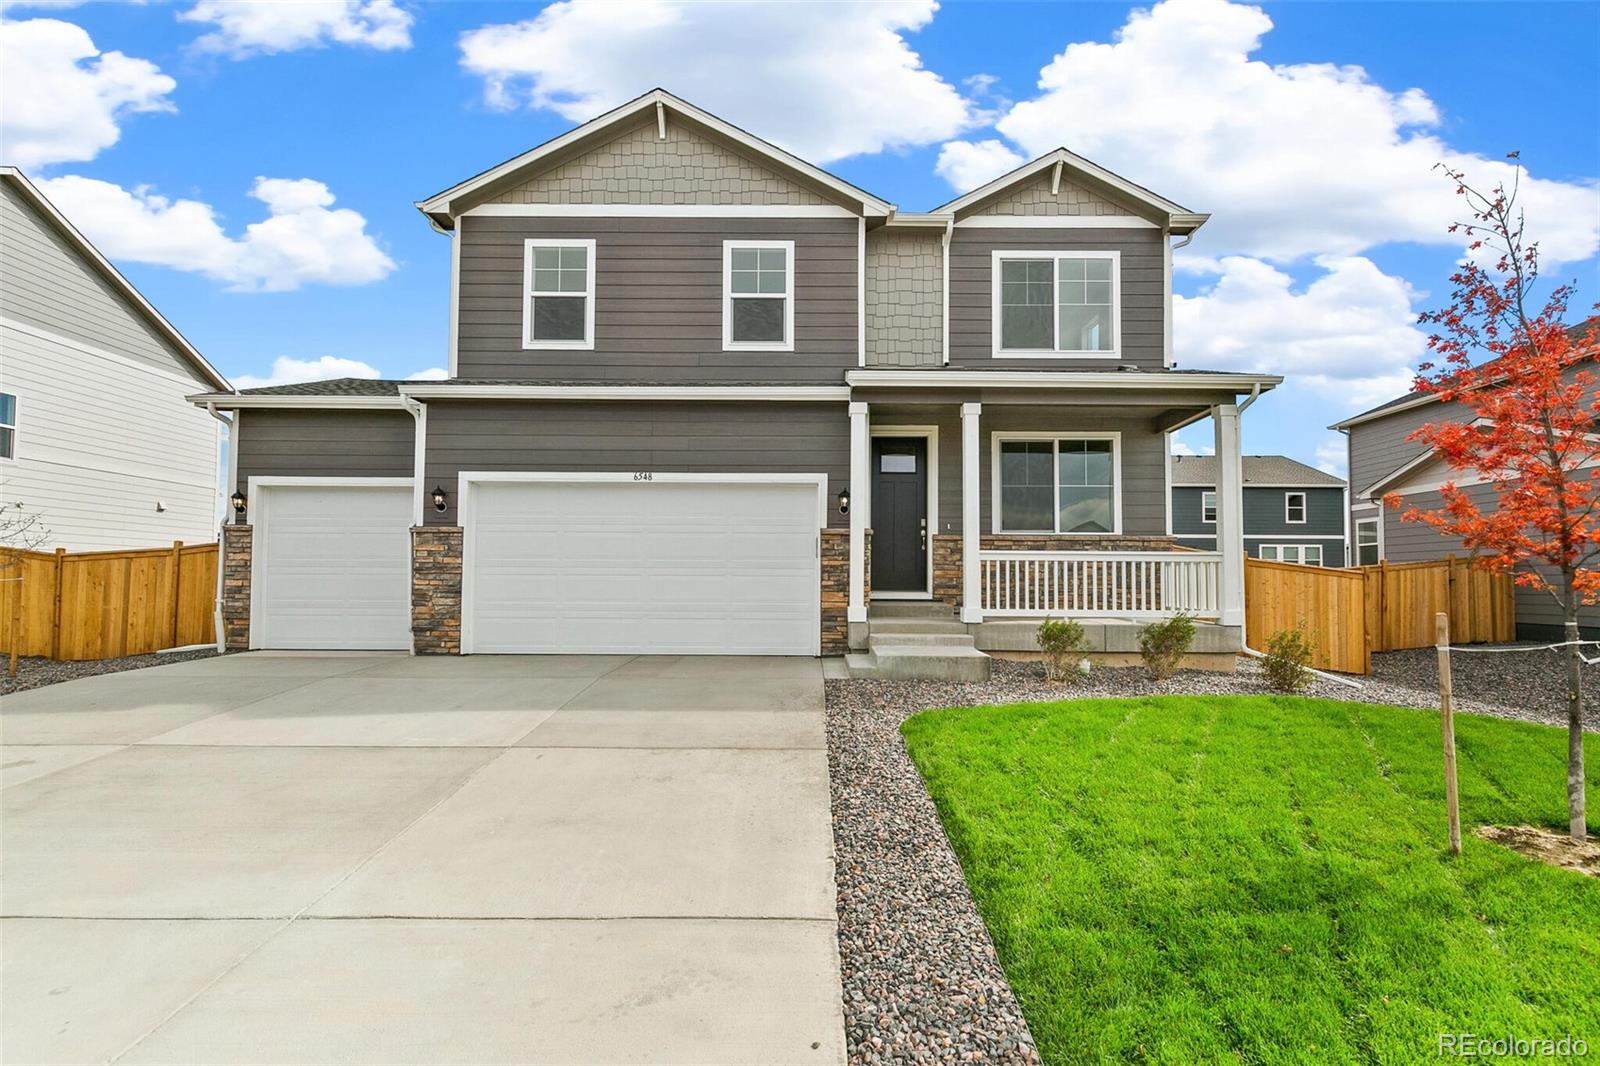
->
932 147 1208 233
1171 454 1345 488
417 88 894 229
0 167 231 392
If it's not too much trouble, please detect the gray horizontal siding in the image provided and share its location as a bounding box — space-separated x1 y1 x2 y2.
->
1171 486 1214 536
1175 485 1344 536
457 216 858 382
422 400 849 528
233 409 415 495
0 181 206 382
1381 482 1600 634
948 227 1165 371
977 408 1168 535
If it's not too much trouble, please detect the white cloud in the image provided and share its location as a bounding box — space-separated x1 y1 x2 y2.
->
35 174 395 292
179 0 412 56
234 356 442 389
1171 440 1214 457
943 0 1600 264
934 138 1025 191
1174 255 1425 407
0 17 175 169
458 0 975 163
1313 436 1347 478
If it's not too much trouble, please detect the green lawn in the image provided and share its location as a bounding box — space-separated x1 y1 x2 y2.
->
901 697 1600 1065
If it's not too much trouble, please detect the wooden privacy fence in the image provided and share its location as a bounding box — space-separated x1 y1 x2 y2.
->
0 542 217 661
1245 555 1516 675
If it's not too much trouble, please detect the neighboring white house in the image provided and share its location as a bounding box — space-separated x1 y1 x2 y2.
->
0 167 231 552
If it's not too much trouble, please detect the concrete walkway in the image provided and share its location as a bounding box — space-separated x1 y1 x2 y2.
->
1 653 844 1065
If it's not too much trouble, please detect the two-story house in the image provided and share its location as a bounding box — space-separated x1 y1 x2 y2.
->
1 167 231 551
1170 455 1347 566
1332 345 1599 639
188 90 1279 673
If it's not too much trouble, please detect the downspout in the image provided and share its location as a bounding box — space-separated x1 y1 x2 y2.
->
204 402 233 654
1226 384 1362 688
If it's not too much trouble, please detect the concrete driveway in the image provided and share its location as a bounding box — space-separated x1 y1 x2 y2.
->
1 653 843 1065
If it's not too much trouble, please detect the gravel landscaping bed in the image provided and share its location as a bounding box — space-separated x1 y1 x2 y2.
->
824 646 1597 1064
0 649 219 695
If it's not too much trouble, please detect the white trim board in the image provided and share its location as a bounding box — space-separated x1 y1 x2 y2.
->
454 471 829 656
464 203 857 218
399 384 849 402
846 369 1281 391
188 393 406 410
989 430 1124 536
870 424 940 597
957 216 1157 229
1 316 212 390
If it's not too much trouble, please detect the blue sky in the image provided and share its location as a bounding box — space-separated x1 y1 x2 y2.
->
2 0 1597 476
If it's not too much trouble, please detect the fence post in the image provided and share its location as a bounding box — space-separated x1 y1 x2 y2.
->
50 547 66 660
7 566 18 678
1435 611 1462 855
168 540 183 649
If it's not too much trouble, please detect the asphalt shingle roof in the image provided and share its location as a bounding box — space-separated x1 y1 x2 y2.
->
1171 454 1345 488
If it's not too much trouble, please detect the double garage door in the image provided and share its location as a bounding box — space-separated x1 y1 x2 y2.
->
251 478 821 655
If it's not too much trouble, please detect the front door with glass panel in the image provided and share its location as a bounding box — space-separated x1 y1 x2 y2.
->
871 438 928 593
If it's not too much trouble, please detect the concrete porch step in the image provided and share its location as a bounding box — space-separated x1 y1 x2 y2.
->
867 632 973 648
867 601 957 620
866 618 969 636
845 645 991 682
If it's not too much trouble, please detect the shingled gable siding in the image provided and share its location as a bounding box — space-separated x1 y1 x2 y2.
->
865 229 942 367
456 215 859 382
420 400 850 528
485 117 834 207
970 173 1136 217
231 409 415 495
948 226 1166 371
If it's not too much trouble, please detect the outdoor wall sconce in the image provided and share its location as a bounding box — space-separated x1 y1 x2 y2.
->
837 487 850 515
230 491 246 518
432 485 448 513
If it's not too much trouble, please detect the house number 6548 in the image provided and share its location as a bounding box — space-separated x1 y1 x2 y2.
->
633 472 653 481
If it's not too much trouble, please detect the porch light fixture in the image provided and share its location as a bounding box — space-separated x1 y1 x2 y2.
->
837 487 850 515
431 485 448 513
229 491 246 517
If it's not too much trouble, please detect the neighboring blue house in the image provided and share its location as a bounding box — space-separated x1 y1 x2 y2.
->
1172 455 1347 567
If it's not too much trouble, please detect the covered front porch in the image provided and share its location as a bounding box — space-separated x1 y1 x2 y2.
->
842 370 1279 662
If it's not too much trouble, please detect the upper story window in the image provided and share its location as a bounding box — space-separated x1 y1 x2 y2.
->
1285 491 1307 524
994 434 1120 534
993 250 1119 358
523 239 595 350
1355 517 1380 565
0 392 15 459
723 240 794 351
1201 490 1217 524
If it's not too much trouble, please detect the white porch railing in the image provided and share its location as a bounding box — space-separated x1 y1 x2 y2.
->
977 550 1224 618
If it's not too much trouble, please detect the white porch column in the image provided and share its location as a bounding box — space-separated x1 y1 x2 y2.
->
848 401 870 624
960 402 982 623
1213 402 1246 627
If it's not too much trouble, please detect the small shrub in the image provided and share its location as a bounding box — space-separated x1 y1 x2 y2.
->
1262 624 1317 693
1037 617 1088 682
1139 614 1196 681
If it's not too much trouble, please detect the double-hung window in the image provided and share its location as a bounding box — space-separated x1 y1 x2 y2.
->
1355 517 1380 565
995 435 1120 534
1260 544 1323 566
523 238 595 349
0 392 14 459
1285 491 1307 524
1201 490 1217 524
723 240 794 351
993 251 1119 357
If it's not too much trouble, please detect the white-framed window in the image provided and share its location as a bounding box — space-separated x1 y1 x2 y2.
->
992 433 1121 534
991 250 1120 358
1355 518 1380 566
1285 491 1307 524
1259 544 1323 566
723 239 794 351
522 238 595 350
0 392 14 459
1201 490 1217 524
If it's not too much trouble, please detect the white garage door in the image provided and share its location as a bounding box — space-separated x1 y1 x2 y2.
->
254 482 412 650
465 478 821 655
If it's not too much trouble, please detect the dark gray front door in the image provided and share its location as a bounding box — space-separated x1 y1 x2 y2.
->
871 437 928 593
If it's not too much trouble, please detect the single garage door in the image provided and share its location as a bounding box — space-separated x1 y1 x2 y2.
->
253 482 412 650
466 478 821 655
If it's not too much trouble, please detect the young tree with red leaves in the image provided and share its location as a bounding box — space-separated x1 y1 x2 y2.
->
1392 156 1597 841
